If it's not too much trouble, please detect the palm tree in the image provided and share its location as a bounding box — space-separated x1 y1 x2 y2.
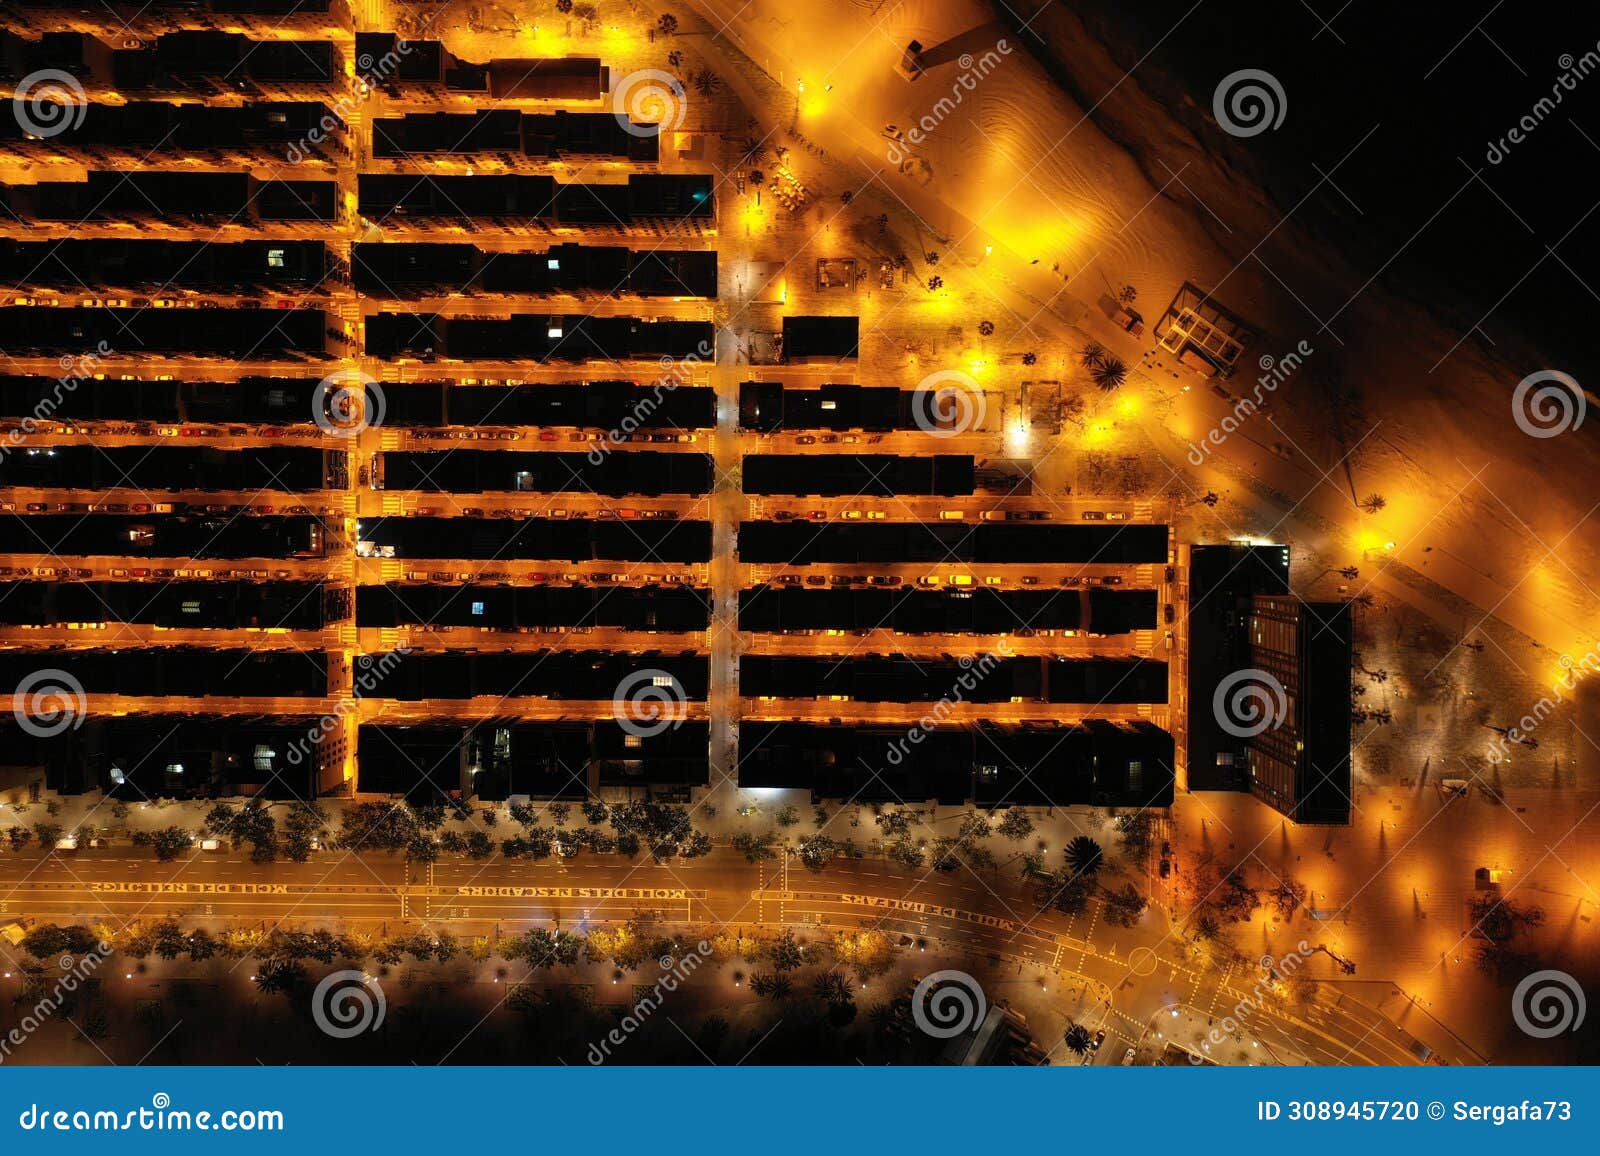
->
1063 1023 1093 1055
1079 340 1106 369
1358 493 1387 513
977 319 995 337
690 68 721 97
1091 356 1128 392
253 959 305 996
1064 835 1103 875
813 972 853 1006
750 972 792 1000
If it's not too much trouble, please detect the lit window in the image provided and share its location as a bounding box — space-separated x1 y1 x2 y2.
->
547 326 563 339
625 734 642 748
181 600 200 614
547 258 561 270
651 675 674 687
267 248 286 268
471 600 485 616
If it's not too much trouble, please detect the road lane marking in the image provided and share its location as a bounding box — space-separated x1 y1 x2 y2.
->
754 890 1019 931
452 886 701 900
89 882 291 894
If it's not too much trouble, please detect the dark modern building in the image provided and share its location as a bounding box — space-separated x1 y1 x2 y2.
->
738 382 925 432
356 173 714 235
1185 543 1352 824
1244 595 1354 824
0 714 330 799
1 171 338 224
938 1001 1047 1065
738 720 1174 807
374 380 715 430
371 111 657 162
781 315 859 361
742 453 974 496
351 38 609 102
352 243 715 300
357 720 709 800
1185 543 1288 792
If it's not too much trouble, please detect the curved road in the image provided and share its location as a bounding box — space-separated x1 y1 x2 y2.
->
0 846 1438 1066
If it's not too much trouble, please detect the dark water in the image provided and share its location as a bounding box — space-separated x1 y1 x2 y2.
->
1059 0 1600 377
